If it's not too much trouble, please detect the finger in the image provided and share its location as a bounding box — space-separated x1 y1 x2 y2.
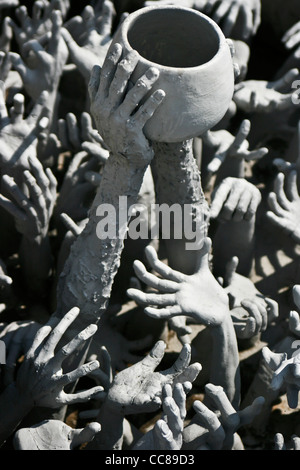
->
211 1 231 25
210 179 232 219
286 170 299 201
8 52 28 82
240 4 254 40
204 383 240 431
10 93 24 123
98 0 115 37
234 316 256 339
25 315 60 359
243 147 269 162
195 237 212 271
274 432 286 450
82 142 109 162
98 42 122 100
244 189 261 221
219 185 243 221
252 298 268 331
36 307 80 362
118 66 160 117
285 31 300 50
145 304 183 320
48 10 63 56
172 382 187 420
71 423 101 449
232 119 251 150
165 344 191 377
80 112 94 142
15 5 29 28
154 420 177 450
1 175 34 217
27 155 50 194
225 256 239 286
23 170 47 223
271 68 300 91
126 288 177 307
144 245 186 282
107 50 139 109
61 386 106 405
163 396 182 437
132 259 179 293
193 400 225 450
24 39 49 66
131 89 166 129
26 90 49 126
0 80 8 120
173 362 202 385
232 190 252 222
60 212 82 236
267 192 287 217
57 358 100 386
88 64 102 103
99 345 113 384
238 396 265 427
222 3 240 38
265 297 279 322
282 21 300 44
140 340 166 371
289 310 300 336
241 300 262 335
66 113 81 149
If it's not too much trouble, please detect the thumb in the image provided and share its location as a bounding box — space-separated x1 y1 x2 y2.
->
71 422 101 449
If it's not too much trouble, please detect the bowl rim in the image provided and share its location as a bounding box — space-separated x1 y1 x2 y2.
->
118 5 228 72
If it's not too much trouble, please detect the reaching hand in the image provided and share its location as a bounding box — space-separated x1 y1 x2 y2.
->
62 0 116 84
209 177 262 222
9 10 68 101
14 419 100 450
88 43 165 167
203 119 268 175
16 307 106 409
0 155 57 242
0 85 49 184
187 383 264 450
106 341 201 415
233 69 300 113
262 346 300 409
266 171 300 244
134 382 191 450
8 0 69 54
127 238 230 327
57 111 109 162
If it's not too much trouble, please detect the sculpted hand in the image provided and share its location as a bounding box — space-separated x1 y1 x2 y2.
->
220 256 278 338
203 119 268 175
127 238 230 327
61 0 115 84
57 111 109 162
202 0 261 40
16 307 106 409
0 155 57 241
210 177 262 222
233 69 300 113
8 0 69 54
0 86 49 183
14 419 101 450
188 383 264 450
88 43 165 167
267 171 300 243
106 341 201 415
134 382 191 450
9 10 68 101
262 346 300 409
282 21 300 51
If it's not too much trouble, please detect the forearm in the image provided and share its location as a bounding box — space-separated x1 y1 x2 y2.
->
56 152 149 335
151 140 209 274
0 383 33 446
209 314 240 409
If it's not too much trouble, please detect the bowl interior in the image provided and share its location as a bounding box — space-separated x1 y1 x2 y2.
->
127 8 220 68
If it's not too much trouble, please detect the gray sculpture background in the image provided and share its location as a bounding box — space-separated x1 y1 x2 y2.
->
0 0 298 451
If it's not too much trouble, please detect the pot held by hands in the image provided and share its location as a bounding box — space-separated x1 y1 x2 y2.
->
110 5 235 142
